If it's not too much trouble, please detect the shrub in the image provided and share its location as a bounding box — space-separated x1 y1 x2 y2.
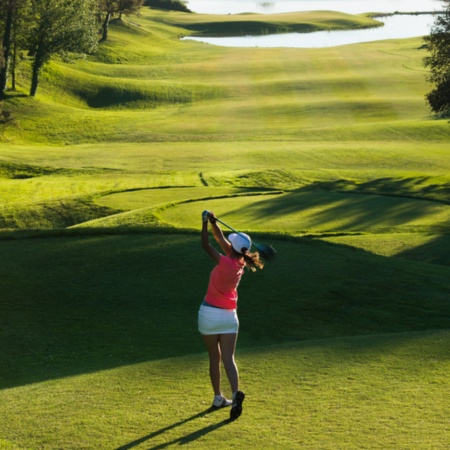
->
0 102 14 125
144 0 191 13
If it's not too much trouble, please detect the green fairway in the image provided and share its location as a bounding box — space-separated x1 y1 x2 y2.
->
158 190 450 233
0 234 449 448
1 331 449 449
0 4 449 449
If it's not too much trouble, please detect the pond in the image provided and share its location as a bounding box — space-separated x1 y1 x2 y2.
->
183 13 436 48
186 0 442 15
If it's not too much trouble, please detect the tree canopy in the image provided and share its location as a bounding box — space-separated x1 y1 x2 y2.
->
0 0 145 97
27 0 99 96
424 0 450 117
0 0 31 94
98 0 144 41
143 0 190 13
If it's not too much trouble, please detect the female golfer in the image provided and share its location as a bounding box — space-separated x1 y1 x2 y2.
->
198 210 263 420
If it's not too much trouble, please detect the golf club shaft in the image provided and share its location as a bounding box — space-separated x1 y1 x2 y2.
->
214 217 242 235
214 215 276 261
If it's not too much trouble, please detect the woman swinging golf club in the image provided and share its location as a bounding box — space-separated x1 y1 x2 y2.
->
198 210 264 420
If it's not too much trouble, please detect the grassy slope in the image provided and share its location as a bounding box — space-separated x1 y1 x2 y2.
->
0 6 449 449
1 10 448 144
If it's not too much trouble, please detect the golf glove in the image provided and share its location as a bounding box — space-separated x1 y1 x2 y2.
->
202 210 210 222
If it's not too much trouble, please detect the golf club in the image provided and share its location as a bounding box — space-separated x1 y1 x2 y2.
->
214 216 277 262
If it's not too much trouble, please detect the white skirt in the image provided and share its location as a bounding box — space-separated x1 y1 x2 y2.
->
198 304 239 335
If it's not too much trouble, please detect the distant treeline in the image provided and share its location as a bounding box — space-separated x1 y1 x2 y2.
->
0 0 189 98
144 0 191 12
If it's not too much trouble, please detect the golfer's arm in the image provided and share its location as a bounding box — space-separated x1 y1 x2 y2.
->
202 221 220 263
211 221 232 255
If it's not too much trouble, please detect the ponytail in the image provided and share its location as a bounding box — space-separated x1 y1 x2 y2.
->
243 251 264 272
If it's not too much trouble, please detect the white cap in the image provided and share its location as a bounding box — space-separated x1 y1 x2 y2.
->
228 233 252 254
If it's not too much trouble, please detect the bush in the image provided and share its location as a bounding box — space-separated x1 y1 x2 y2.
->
144 0 191 13
0 102 14 125
423 1 450 117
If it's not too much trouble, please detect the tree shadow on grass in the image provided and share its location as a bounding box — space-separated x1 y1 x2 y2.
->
1 224 450 392
224 180 450 234
115 408 231 450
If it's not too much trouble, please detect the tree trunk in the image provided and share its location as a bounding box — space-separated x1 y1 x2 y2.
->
101 12 112 41
0 5 14 95
30 58 42 97
11 39 16 90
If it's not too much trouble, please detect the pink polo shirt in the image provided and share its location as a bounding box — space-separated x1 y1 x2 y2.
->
205 255 245 309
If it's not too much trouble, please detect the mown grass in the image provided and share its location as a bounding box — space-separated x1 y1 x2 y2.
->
0 5 449 449
154 10 382 36
2 10 449 144
0 234 449 384
0 217 449 450
1 331 449 449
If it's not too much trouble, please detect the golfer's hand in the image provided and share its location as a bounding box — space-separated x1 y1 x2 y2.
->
208 211 217 224
202 210 210 223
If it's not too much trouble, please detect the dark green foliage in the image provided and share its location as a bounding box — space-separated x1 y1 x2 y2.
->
27 0 99 96
144 0 191 13
424 0 450 116
425 73 450 116
0 0 31 95
0 101 13 124
98 0 144 41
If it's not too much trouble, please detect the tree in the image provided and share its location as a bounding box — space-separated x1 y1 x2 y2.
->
144 0 190 13
423 0 450 117
98 0 143 41
27 0 98 97
0 0 17 95
0 0 31 95
10 1 31 91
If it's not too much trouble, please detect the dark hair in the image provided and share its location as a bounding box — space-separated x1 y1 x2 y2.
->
243 251 264 272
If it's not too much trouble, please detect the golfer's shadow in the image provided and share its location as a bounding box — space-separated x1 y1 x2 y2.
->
115 407 232 450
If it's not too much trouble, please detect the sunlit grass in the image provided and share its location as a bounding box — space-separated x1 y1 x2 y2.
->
156 190 450 233
4 9 449 145
323 233 450 266
1 329 449 449
95 186 264 210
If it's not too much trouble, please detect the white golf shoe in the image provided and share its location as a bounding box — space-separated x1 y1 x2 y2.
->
212 395 232 409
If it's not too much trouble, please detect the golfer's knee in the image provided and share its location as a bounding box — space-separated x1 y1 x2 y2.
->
209 352 221 365
222 355 236 369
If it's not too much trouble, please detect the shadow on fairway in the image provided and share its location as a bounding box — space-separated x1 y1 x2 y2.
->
226 182 450 234
115 408 231 449
397 233 450 266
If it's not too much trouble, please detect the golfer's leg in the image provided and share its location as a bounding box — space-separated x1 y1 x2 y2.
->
219 333 239 393
202 334 222 395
